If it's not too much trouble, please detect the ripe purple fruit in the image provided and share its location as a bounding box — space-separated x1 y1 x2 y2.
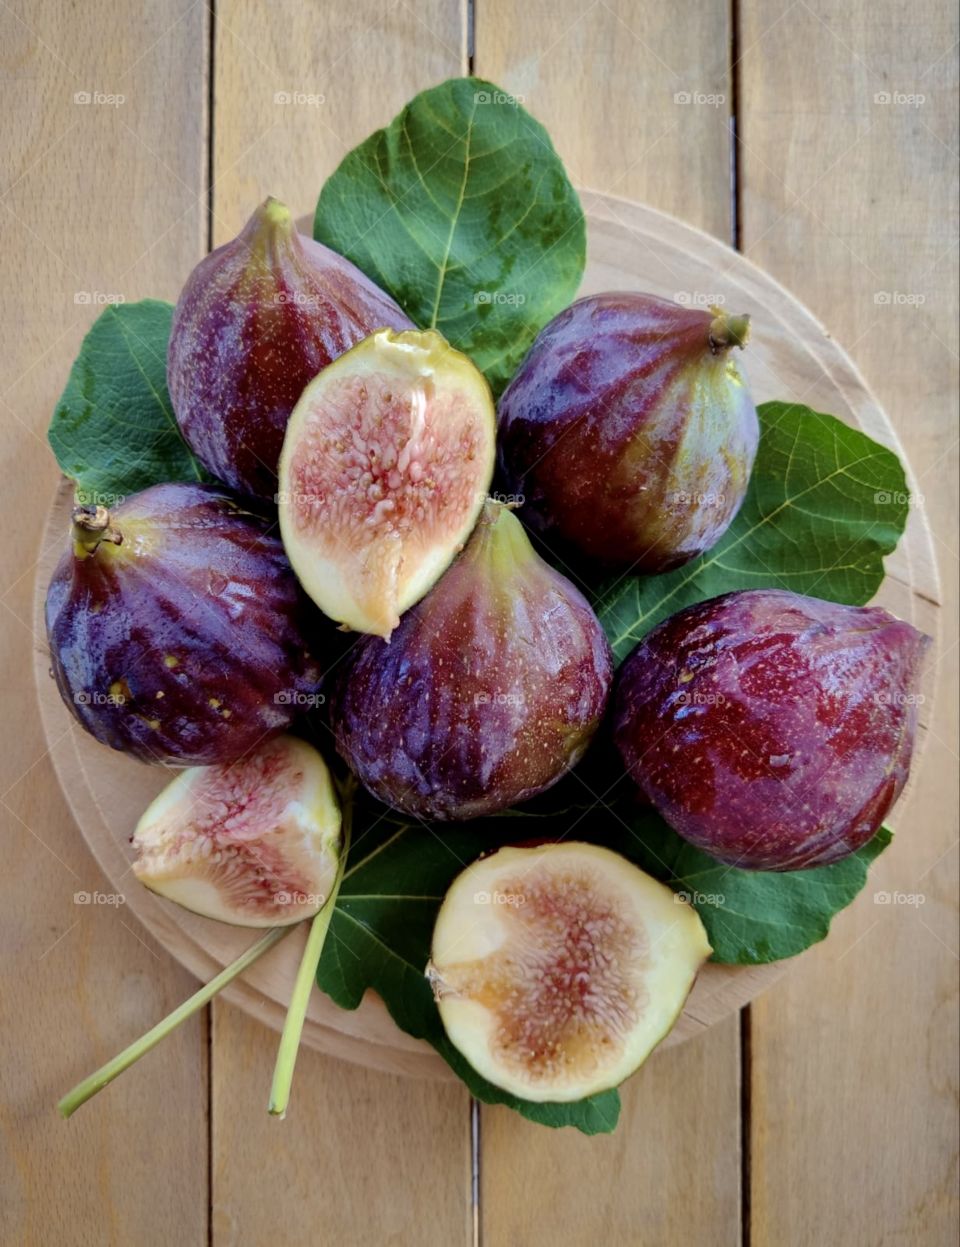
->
497 292 759 572
330 500 613 820
45 482 323 765
613 589 930 870
168 198 413 500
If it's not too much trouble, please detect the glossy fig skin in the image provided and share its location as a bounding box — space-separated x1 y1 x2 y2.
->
45 483 323 766
497 292 758 572
613 589 930 871
168 198 413 500
330 501 614 820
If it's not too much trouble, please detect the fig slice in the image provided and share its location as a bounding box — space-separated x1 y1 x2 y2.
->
277 327 496 638
132 735 341 927
426 842 711 1102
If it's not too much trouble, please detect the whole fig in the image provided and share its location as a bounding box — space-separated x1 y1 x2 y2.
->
497 292 759 572
613 589 930 870
330 500 613 819
45 483 323 765
168 198 413 500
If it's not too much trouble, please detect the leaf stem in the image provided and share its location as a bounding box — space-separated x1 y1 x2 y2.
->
267 779 355 1117
57 926 291 1119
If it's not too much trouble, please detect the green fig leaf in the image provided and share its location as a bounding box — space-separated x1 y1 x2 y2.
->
601 808 894 964
595 401 911 661
313 77 586 395
48 300 206 501
317 800 620 1134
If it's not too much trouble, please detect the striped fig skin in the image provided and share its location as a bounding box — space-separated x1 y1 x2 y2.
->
45 483 323 765
613 590 931 870
330 502 613 820
496 292 759 572
168 198 413 500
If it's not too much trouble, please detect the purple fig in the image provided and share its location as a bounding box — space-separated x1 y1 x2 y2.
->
613 589 930 870
497 292 759 572
330 500 613 820
45 482 323 765
168 198 413 500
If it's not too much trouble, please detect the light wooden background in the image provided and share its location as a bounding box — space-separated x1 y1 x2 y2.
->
2 2 957 1244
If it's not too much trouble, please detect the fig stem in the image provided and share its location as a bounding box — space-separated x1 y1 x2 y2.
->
267 778 356 1118
71 504 122 555
57 926 291 1119
708 309 751 354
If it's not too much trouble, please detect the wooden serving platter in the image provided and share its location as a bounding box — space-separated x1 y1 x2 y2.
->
32 191 940 1081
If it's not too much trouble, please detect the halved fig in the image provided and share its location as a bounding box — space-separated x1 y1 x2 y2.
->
132 736 341 927
426 842 711 1102
277 328 496 638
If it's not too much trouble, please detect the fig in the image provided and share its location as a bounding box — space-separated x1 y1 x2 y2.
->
496 292 759 572
613 589 931 871
45 482 322 766
168 197 414 499
426 842 711 1102
277 328 496 638
132 735 341 927
330 500 613 819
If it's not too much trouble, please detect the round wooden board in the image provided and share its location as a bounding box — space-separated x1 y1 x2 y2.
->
33 191 941 1082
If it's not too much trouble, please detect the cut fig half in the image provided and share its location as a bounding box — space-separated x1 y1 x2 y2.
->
277 328 496 638
426 842 711 1102
132 735 341 927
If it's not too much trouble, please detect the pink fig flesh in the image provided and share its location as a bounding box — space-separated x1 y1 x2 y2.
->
330 500 613 820
496 292 758 572
45 482 323 765
613 589 930 870
168 198 413 500
132 735 341 926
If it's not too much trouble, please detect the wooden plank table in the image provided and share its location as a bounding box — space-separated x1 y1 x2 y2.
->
1 3 956 1243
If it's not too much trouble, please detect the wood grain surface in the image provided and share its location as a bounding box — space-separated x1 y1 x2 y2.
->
1 2 956 1246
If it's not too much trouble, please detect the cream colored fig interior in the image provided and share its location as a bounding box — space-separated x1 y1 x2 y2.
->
132 736 341 928
427 842 712 1102
277 328 496 639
